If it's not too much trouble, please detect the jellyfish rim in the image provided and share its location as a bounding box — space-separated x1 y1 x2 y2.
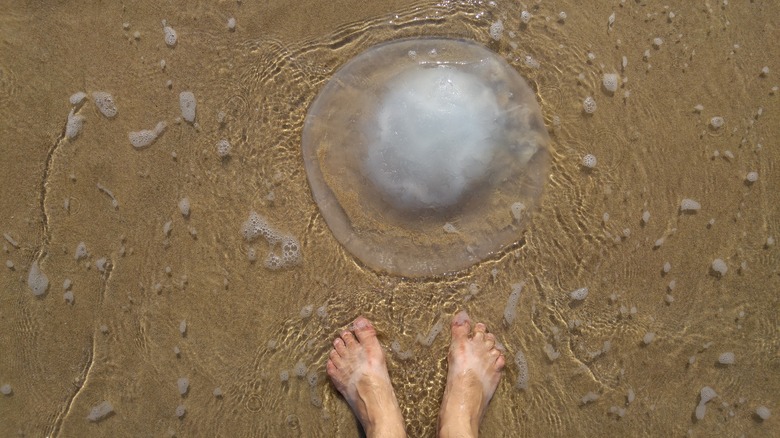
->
301 37 550 277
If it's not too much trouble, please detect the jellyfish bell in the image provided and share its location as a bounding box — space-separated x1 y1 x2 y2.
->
302 38 550 277
367 65 502 211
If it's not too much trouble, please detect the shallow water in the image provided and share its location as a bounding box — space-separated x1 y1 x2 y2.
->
0 1 778 437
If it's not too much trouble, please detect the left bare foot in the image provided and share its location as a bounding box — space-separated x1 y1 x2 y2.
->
326 316 406 438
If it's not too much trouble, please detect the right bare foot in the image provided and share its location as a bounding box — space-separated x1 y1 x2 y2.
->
438 311 505 438
326 316 406 438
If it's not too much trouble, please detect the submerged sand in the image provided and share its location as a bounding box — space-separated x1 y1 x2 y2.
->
0 0 778 436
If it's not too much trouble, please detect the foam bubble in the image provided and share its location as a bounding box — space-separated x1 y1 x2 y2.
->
510 202 526 220
241 211 273 242
583 96 597 114
74 242 89 260
178 198 191 217
581 391 600 404
163 24 177 47
514 350 529 389
3 232 19 248
175 404 186 418
711 259 728 276
680 199 701 212
543 343 560 361
695 403 707 420
417 318 444 346
718 352 735 365
95 257 108 273
756 405 771 420
489 20 504 41
179 91 196 123
306 371 318 387
602 74 619 93
710 116 724 129
92 92 118 118
443 223 457 234
700 386 717 404
0 384 12 395
503 282 524 325
87 401 114 422
27 261 49 296
65 109 85 140
177 377 189 395
70 91 87 106
569 287 588 301
242 212 301 270
581 154 597 168
217 139 231 158
128 122 166 149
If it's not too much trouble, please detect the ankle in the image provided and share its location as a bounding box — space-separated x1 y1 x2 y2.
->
366 420 406 438
437 419 477 438
438 404 478 438
361 392 406 438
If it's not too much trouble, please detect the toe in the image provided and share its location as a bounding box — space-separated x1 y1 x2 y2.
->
340 330 357 348
485 333 496 349
333 337 347 355
494 352 506 371
351 316 378 345
472 322 487 341
450 310 471 341
326 359 338 377
329 348 342 366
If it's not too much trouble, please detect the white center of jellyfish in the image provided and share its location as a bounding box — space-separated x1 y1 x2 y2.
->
365 65 502 211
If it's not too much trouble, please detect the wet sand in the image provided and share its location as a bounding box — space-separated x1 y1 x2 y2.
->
0 0 778 436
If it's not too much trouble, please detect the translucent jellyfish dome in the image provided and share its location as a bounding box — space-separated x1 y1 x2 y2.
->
302 38 550 277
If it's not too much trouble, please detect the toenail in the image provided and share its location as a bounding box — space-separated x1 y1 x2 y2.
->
352 318 368 330
453 311 469 326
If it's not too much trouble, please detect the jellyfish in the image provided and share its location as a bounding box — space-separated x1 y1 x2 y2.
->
302 38 550 277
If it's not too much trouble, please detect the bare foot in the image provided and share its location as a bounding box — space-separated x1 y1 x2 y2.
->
438 311 505 438
327 316 406 438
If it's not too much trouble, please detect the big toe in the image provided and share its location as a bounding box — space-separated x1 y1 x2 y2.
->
450 310 471 341
352 316 378 345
